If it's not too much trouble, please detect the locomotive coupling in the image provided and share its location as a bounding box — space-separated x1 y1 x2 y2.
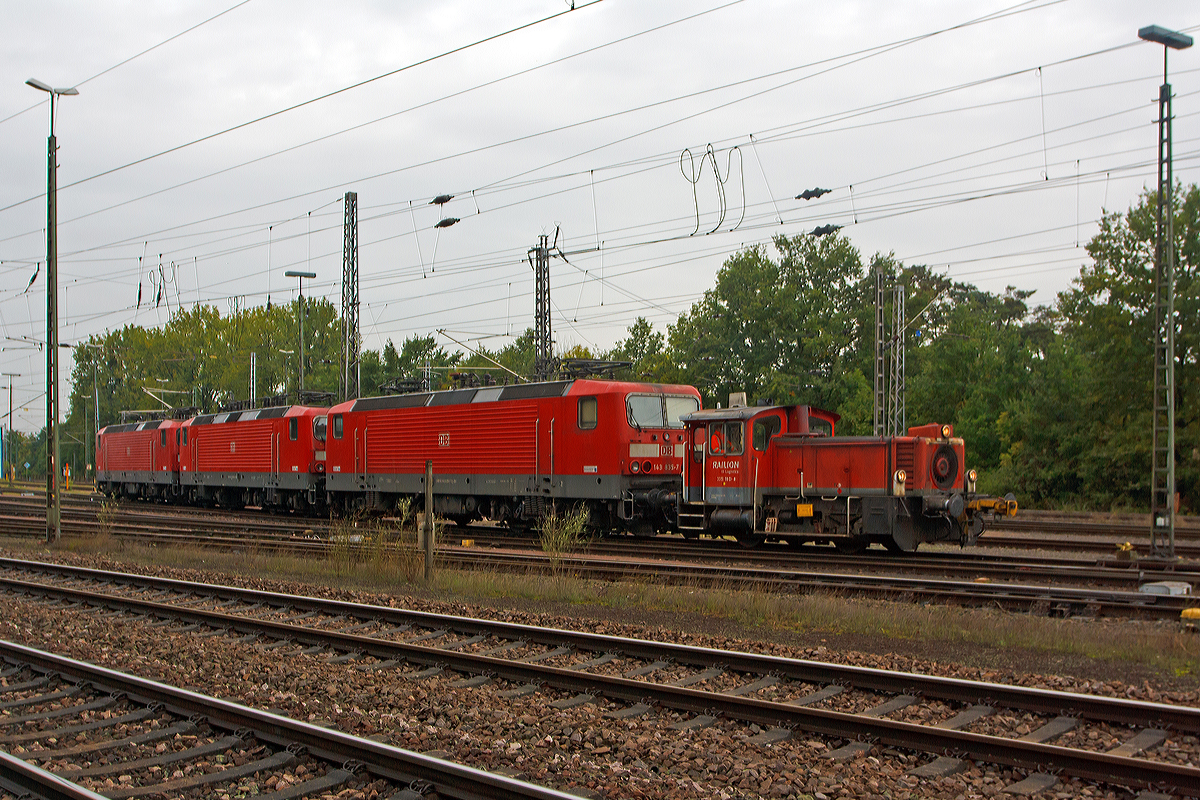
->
641 487 676 512
966 495 1019 517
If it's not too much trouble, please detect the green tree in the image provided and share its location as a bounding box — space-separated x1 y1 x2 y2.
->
666 233 872 427
995 184 1200 510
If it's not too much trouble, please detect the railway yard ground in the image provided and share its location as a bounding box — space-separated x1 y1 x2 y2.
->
0 495 1199 798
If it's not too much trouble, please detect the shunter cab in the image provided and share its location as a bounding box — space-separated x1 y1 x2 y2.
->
679 401 1016 551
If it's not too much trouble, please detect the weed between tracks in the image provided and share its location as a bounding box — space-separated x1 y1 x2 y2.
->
327 501 438 582
538 504 590 574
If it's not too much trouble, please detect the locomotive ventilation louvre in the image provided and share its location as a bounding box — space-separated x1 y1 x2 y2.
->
895 441 915 491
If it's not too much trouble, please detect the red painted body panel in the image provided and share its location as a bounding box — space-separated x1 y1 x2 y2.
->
177 406 325 477
326 380 700 483
96 420 181 480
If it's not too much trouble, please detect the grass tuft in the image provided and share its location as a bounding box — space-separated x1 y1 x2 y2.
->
538 503 589 573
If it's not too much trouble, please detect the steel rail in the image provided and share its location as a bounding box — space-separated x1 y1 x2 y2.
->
0 750 109 800
0 639 582 800
4 582 1197 796
458 531 1200 585
422 551 1197 619
1 512 1196 618
3 558 1198 734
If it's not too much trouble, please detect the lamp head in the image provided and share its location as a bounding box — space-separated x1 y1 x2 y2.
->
1139 25 1194 50
25 79 79 95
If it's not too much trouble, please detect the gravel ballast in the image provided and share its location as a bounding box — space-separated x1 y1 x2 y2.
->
0 547 1196 799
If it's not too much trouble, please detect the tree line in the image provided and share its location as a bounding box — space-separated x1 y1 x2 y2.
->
23 185 1195 512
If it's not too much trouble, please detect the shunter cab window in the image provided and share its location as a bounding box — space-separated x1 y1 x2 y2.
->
332 414 343 439
708 421 744 456
313 416 327 442
809 417 833 437
753 415 782 451
289 418 298 441
578 397 597 430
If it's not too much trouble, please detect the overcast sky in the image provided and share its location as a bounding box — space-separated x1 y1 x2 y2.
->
0 0 1195 432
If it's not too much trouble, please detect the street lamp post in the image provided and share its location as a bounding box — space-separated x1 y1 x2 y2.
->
26 78 78 543
284 270 316 400
1139 25 1193 560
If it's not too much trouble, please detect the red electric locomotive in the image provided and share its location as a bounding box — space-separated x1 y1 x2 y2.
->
177 404 327 512
678 401 1016 551
96 418 183 500
324 378 702 532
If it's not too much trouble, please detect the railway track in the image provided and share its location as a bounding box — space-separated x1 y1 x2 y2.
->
5 492 1200 554
3 496 1200 619
0 557 1197 797
0 640 576 799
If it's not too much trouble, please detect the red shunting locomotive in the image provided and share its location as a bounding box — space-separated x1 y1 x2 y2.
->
678 400 1016 551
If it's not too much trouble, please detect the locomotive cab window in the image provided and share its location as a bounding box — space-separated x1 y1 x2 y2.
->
626 393 699 430
289 418 298 441
578 397 597 430
332 414 343 439
626 394 664 429
182 428 188 446
692 426 705 463
176 430 181 446
753 415 782 451
809 417 833 437
313 416 327 442
664 394 699 427
160 430 167 448
709 421 744 456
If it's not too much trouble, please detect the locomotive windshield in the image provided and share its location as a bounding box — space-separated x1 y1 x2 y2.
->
626 393 699 429
664 394 700 427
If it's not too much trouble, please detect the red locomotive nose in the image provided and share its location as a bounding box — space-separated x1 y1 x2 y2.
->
933 454 952 481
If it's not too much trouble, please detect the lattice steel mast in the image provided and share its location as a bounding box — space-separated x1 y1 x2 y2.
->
873 265 887 436
341 191 360 401
887 283 906 438
531 234 553 382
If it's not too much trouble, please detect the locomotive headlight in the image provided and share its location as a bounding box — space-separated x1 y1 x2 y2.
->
630 461 640 473
941 424 952 439
895 469 906 483
892 469 906 496
966 468 978 493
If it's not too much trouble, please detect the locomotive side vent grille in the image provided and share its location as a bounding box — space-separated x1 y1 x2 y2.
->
895 441 915 490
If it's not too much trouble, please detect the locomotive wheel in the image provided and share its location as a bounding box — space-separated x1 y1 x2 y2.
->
834 536 868 554
883 537 918 554
681 529 700 540
736 532 766 548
